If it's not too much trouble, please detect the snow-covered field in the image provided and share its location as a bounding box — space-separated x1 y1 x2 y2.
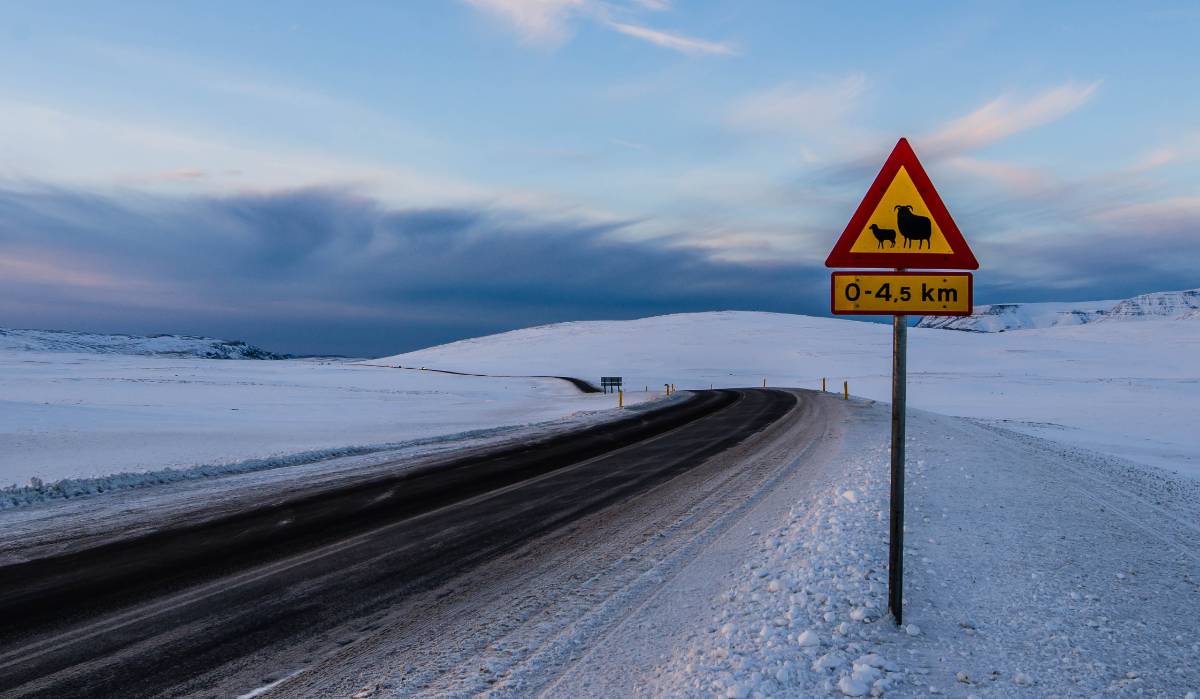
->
379 310 1200 478
0 352 636 494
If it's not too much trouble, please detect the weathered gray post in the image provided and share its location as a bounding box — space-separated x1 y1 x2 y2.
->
889 312 907 625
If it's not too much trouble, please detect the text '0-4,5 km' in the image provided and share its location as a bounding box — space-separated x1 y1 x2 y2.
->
830 272 972 316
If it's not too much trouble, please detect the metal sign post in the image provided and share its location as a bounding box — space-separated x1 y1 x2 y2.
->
889 311 907 625
825 137 980 628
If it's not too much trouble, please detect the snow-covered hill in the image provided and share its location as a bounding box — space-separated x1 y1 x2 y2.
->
1104 287 1200 321
0 328 288 359
916 299 1119 331
376 310 1200 477
918 287 1199 331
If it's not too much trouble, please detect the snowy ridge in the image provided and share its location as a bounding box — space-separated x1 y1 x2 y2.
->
916 300 1118 332
0 327 287 359
918 287 1199 332
1103 288 1200 322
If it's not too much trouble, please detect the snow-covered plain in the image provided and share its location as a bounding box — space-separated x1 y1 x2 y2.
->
378 311 1200 478
0 351 637 495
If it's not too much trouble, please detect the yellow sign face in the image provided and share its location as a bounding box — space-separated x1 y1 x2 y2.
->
847 166 954 255
831 272 972 316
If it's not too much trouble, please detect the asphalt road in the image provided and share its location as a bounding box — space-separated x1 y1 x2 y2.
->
0 388 800 698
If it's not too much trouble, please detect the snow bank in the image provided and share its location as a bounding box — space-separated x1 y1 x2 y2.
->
1 425 515 510
651 403 1200 697
650 415 909 698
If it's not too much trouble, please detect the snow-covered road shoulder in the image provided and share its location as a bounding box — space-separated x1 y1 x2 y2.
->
649 400 1200 698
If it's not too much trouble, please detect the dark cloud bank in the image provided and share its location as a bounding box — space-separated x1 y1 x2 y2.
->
0 185 1192 357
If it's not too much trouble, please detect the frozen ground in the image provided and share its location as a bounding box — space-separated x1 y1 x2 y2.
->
379 311 1200 478
640 401 1200 698
0 351 638 493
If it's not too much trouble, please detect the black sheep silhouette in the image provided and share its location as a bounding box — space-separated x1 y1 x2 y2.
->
868 224 896 248
894 204 932 249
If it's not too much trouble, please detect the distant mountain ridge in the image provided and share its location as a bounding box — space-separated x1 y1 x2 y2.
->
0 328 288 359
919 288 1200 332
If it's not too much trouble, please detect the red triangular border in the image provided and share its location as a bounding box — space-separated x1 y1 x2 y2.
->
825 138 978 270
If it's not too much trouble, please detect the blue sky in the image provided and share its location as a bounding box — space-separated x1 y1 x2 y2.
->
1 1 1198 354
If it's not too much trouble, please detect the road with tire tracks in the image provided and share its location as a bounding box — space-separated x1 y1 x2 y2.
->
0 387 832 697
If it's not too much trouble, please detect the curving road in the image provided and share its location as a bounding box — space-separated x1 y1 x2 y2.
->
0 388 824 698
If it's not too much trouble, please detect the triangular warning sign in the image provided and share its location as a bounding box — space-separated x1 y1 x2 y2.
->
825 138 978 270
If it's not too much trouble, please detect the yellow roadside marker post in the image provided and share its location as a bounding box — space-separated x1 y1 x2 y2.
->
822 377 827 392
618 389 624 408
844 381 849 400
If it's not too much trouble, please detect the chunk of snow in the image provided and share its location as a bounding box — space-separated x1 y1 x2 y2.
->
837 674 870 697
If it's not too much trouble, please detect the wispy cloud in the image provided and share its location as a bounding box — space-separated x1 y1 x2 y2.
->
462 0 585 44
603 20 736 55
726 74 867 139
1130 132 1200 172
941 156 1052 196
629 0 670 9
922 82 1101 157
0 97 486 206
462 0 734 55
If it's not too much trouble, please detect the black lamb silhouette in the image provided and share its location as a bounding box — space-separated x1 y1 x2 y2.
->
868 224 896 249
895 204 932 249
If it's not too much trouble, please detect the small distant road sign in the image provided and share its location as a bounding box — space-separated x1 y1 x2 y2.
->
831 272 972 316
825 138 977 271
600 376 623 393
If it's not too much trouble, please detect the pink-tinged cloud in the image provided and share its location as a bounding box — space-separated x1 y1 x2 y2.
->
1094 196 1200 228
462 0 585 44
943 156 1052 196
604 20 736 55
0 250 148 292
922 82 1101 158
